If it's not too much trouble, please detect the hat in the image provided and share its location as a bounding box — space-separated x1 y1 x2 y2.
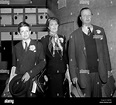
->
9 74 30 97
71 83 84 97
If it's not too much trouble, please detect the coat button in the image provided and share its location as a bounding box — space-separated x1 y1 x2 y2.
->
57 70 59 73
97 82 99 84
17 82 19 84
57 93 59 96
84 47 86 50
97 59 99 62
44 59 46 62
111 93 112 96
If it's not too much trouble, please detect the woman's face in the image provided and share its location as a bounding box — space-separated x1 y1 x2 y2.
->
48 20 59 33
19 26 31 40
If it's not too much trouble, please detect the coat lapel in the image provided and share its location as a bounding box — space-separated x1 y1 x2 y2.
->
79 28 87 57
93 25 102 58
18 41 26 63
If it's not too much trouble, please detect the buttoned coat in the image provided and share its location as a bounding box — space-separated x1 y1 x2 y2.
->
68 25 111 88
13 39 46 79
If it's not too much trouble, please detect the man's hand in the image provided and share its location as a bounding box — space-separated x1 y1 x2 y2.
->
22 72 30 83
8 66 17 83
72 77 78 84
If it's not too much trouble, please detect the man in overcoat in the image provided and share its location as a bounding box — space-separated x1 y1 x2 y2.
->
68 7 112 97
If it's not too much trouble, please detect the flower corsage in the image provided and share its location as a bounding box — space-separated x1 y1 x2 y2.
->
29 45 36 52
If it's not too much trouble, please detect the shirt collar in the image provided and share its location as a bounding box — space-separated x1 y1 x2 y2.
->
82 24 93 34
22 38 31 46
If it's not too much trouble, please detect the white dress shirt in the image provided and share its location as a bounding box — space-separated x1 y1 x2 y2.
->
82 25 93 35
22 38 31 49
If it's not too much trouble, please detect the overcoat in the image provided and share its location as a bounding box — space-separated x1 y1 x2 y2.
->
68 25 111 88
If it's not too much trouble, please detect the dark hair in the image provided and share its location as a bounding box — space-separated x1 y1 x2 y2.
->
79 7 93 18
18 21 31 32
46 17 60 31
77 7 93 27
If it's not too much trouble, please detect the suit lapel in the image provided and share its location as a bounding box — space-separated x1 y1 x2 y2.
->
79 28 87 56
18 42 26 63
47 35 54 56
93 25 101 58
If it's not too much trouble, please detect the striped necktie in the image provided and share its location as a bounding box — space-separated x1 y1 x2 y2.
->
88 27 91 36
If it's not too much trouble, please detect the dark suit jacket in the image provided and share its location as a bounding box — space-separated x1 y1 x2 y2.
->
12 39 46 79
41 34 68 75
68 25 111 88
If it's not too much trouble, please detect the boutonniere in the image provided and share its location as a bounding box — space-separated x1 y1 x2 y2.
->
96 29 101 34
29 45 36 52
59 38 64 43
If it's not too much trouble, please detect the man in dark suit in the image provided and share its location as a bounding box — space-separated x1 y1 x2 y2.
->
9 22 46 97
68 7 112 97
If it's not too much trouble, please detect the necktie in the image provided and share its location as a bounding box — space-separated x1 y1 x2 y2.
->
25 42 28 51
88 27 91 36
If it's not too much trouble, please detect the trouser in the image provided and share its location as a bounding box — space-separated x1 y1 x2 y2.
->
47 73 65 97
82 72 102 97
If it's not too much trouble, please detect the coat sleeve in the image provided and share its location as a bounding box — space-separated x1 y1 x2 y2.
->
68 33 78 80
40 36 47 54
12 46 16 67
63 35 68 65
102 28 112 72
28 42 46 78
12 46 20 74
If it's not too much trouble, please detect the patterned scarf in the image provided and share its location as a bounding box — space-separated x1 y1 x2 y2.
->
48 34 63 57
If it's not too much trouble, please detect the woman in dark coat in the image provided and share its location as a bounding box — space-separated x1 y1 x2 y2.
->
41 17 68 97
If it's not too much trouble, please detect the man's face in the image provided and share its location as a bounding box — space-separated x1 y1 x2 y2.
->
80 9 92 25
48 20 59 33
19 26 31 40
